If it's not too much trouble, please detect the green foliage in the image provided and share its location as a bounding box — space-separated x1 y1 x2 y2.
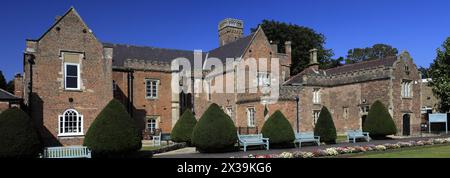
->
313 107 337 144
429 37 450 112
261 110 295 146
84 99 142 157
171 110 197 145
191 103 237 153
252 20 335 75
418 66 430 79
346 44 398 64
6 80 14 94
0 108 42 158
0 71 6 90
363 100 397 138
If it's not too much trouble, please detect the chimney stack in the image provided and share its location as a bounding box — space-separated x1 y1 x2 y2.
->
270 41 278 53
308 48 319 70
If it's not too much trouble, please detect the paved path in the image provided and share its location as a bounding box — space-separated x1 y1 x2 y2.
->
154 135 449 158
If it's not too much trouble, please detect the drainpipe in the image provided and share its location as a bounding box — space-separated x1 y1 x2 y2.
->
295 96 300 133
127 70 134 117
26 54 35 115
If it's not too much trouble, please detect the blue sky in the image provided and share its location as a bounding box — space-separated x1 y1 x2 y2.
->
1 0 449 80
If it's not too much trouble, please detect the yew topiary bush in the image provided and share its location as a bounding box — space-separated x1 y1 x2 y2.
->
191 103 237 153
171 109 197 145
363 100 397 139
261 110 295 147
84 99 142 157
0 108 42 158
313 106 337 144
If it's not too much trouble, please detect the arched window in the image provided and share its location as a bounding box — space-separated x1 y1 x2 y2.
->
58 109 83 136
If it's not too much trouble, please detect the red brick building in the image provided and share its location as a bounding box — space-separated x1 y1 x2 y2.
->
16 8 423 146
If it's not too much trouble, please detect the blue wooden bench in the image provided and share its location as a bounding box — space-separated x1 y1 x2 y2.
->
346 130 370 143
41 146 91 158
294 132 320 148
237 133 269 152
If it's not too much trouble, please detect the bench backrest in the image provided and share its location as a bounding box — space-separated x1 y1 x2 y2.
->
161 133 171 141
296 132 315 139
347 130 364 136
238 134 263 142
43 146 91 158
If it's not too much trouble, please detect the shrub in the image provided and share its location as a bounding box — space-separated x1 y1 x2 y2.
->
171 110 197 145
84 99 142 157
363 100 397 139
191 103 237 153
313 106 337 144
261 110 295 147
0 108 42 158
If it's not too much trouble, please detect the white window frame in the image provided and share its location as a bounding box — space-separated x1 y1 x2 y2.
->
401 80 412 98
64 63 81 90
146 116 159 133
247 107 256 127
313 88 321 104
313 110 320 126
145 79 159 99
58 109 84 137
226 106 233 118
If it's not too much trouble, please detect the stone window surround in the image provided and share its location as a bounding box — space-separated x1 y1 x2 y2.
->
60 51 84 91
401 80 413 98
312 88 321 104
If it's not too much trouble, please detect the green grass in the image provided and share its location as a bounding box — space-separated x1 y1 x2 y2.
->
352 144 450 158
336 135 348 143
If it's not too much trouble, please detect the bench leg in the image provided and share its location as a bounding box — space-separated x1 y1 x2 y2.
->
266 143 269 150
244 145 247 152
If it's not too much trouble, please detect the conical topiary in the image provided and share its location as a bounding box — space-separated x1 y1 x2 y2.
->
191 103 237 153
171 109 197 145
313 106 337 144
363 100 397 139
261 110 295 147
0 107 42 158
84 99 142 157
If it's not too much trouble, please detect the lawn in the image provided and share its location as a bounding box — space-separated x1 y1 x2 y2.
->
351 144 450 158
141 145 163 151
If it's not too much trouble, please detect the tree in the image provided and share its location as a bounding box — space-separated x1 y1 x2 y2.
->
84 99 142 157
429 37 450 112
0 71 6 90
418 66 430 79
346 44 398 64
171 109 197 145
6 80 14 94
261 110 295 147
313 106 337 144
0 108 42 158
363 100 397 139
191 103 237 153
252 20 334 75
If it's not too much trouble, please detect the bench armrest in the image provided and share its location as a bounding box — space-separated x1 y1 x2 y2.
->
262 138 269 142
314 136 320 140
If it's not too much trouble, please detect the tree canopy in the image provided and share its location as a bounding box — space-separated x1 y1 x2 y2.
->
0 71 6 91
252 20 339 75
429 37 450 112
346 44 398 64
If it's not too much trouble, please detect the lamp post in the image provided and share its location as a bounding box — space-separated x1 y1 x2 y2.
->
295 96 300 133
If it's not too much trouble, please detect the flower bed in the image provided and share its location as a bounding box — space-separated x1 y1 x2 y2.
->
237 137 450 158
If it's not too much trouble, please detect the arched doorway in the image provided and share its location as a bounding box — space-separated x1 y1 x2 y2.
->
403 114 411 136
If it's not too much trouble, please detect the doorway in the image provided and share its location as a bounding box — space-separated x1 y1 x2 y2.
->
403 114 411 136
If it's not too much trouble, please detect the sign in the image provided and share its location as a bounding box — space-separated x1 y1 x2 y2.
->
429 113 447 123
428 113 448 134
